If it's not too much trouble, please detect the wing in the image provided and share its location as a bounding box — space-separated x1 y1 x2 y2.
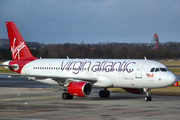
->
0 64 97 84
0 73 98 84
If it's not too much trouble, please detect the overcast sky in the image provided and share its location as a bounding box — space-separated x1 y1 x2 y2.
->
0 0 180 44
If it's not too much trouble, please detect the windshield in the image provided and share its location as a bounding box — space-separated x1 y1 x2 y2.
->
160 68 167 72
150 67 168 72
155 68 160 72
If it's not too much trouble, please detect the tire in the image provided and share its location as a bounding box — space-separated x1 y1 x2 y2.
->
148 96 152 101
99 90 105 98
144 96 148 101
62 92 69 100
104 90 110 98
145 96 152 101
68 95 73 100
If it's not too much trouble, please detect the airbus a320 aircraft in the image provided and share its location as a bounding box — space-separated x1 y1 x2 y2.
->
0 22 176 101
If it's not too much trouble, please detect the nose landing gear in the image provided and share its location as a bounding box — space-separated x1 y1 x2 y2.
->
145 95 152 101
143 88 152 101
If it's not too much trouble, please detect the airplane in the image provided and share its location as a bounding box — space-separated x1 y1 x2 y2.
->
0 21 176 101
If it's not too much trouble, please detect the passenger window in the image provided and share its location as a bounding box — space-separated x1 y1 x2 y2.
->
155 68 160 72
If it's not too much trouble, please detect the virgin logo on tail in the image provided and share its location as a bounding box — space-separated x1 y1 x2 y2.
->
11 38 26 59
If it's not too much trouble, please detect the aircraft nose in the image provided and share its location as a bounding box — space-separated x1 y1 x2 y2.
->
167 73 177 85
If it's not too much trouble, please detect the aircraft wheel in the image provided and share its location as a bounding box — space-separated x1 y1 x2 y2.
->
148 96 152 101
62 92 73 100
62 92 74 100
99 90 105 98
104 90 110 98
68 94 73 100
145 96 152 101
145 96 148 101
62 92 69 100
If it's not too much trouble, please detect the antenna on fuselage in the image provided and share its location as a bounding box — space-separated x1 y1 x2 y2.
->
144 56 147 60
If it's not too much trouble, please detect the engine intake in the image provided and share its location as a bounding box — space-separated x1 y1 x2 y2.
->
67 82 93 97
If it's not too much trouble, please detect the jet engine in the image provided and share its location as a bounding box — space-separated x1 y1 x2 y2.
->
124 88 145 94
67 81 93 97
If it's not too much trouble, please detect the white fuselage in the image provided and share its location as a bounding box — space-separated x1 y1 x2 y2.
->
20 59 176 89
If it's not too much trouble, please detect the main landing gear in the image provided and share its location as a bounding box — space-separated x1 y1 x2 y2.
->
99 89 110 98
143 88 152 101
62 92 73 100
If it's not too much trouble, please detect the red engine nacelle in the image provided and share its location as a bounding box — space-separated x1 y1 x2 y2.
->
124 88 145 94
67 82 93 97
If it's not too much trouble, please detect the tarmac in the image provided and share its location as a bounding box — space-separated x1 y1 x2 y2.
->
0 87 180 120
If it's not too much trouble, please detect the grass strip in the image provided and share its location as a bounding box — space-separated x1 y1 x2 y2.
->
0 67 14 73
159 61 180 66
168 68 180 75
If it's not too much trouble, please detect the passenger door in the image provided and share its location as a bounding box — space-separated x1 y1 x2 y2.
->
135 63 144 78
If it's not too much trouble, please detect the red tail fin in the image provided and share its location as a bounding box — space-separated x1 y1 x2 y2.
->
6 22 36 60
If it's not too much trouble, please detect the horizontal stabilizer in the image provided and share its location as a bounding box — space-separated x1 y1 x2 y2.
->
0 64 18 68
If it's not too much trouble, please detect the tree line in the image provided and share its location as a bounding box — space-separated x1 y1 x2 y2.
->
1 42 180 60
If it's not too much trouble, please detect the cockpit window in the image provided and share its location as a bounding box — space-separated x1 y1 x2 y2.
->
155 68 160 72
160 68 167 72
150 68 155 72
150 67 169 72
